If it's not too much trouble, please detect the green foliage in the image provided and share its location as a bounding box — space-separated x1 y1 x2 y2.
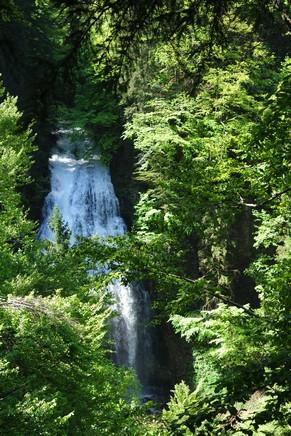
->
56 54 123 162
0 0 65 121
160 95 291 432
118 9 291 435
44 0 291 85
0 294 142 435
165 296 290 434
49 205 71 248
123 29 282 312
0 84 36 284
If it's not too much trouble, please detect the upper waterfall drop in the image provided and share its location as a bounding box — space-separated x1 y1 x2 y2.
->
39 129 152 377
39 130 127 243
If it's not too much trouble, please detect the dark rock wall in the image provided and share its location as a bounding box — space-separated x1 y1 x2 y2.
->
228 208 258 307
110 140 142 230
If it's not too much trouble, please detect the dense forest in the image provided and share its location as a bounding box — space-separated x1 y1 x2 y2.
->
0 1 290 434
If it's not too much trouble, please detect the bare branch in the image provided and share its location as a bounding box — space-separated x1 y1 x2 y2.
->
239 187 291 209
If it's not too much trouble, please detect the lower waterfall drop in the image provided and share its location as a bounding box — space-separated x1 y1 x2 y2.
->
39 130 153 389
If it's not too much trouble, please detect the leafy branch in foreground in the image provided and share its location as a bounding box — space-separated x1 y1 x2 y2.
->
0 294 144 435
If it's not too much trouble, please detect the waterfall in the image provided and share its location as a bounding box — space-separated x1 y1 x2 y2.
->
39 129 153 385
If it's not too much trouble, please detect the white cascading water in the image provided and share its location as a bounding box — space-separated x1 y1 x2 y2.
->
39 130 152 379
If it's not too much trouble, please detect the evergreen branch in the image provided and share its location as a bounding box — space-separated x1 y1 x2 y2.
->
0 382 30 401
159 271 259 317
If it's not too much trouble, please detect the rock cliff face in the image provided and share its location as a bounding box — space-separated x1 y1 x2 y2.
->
228 209 258 307
152 323 192 388
23 126 54 222
110 140 141 230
